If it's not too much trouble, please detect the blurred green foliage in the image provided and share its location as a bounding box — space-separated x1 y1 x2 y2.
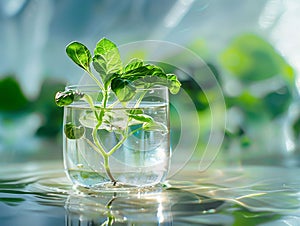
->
262 86 292 119
156 33 297 153
226 85 292 120
220 33 294 85
219 33 296 151
293 116 300 139
34 79 66 137
0 76 65 138
0 77 30 112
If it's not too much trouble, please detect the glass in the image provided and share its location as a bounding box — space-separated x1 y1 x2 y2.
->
63 85 170 190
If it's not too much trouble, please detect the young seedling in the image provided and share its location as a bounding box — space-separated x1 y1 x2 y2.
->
55 38 181 186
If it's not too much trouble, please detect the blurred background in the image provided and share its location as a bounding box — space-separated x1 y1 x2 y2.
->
1 0 300 168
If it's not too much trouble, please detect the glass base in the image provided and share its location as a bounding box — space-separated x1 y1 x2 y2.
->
72 182 163 194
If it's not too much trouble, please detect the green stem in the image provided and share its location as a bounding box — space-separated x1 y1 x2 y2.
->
107 99 120 108
87 70 104 91
83 91 118 184
92 122 106 155
134 90 148 108
91 121 117 183
107 135 127 156
103 155 116 184
102 88 109 107
82 94 99 119
103 88 146 158
82 94 94 108
107 126 144 157
83 91 145 185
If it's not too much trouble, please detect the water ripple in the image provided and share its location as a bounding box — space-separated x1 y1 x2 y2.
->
1 162 300 225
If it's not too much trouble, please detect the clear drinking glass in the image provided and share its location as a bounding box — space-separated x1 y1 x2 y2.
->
63 85 170 190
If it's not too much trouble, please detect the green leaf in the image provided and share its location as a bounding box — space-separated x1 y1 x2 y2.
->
143 121 168 133
111 78 136 102
92 38 122 86
66 41 92 72
94 38 118 56
129 113 153 123
127 109 143 114
122 64 163 81
121 64 181 94
55 90 84 107
92 55 119 87
92 54 107 74
124 59 144 72
166 74 181 94
64 122 85 139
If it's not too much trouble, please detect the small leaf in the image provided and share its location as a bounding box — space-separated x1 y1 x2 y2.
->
111 78 136 102
64 122 85 139
80 110 131 132
66 42 92 72
55 91 74 107
55 90 84 107
166 74 181 94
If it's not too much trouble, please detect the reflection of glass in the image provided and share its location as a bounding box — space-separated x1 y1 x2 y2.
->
64 188 225 225
65 189 172 225
63 85 170 190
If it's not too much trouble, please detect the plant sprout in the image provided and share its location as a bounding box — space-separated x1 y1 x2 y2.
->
55 38 181 185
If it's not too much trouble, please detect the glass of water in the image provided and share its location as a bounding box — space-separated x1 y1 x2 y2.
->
62 85 170 191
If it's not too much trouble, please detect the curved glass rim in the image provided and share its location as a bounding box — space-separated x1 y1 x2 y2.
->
65 84 169 92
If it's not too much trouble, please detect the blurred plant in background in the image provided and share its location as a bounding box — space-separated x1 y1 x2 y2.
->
219 33 295 159
0 76 65 162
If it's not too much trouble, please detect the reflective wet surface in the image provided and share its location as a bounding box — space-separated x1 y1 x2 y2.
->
1 161 300 225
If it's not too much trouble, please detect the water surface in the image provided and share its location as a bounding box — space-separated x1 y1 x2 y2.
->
1 161 300 225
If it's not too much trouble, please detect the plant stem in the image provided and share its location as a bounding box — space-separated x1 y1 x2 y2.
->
134 90 148 108
107 126 143 157
89 94 120 183
92 121 107 156
102 89 109 107
107 135 127 156
87 70 104 91
91 120 117 183
103 155 116 184
85 91 145 185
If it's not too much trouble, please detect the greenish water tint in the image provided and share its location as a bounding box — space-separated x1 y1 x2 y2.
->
0 162 300 225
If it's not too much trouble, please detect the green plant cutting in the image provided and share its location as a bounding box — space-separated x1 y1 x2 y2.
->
55 38 181 185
